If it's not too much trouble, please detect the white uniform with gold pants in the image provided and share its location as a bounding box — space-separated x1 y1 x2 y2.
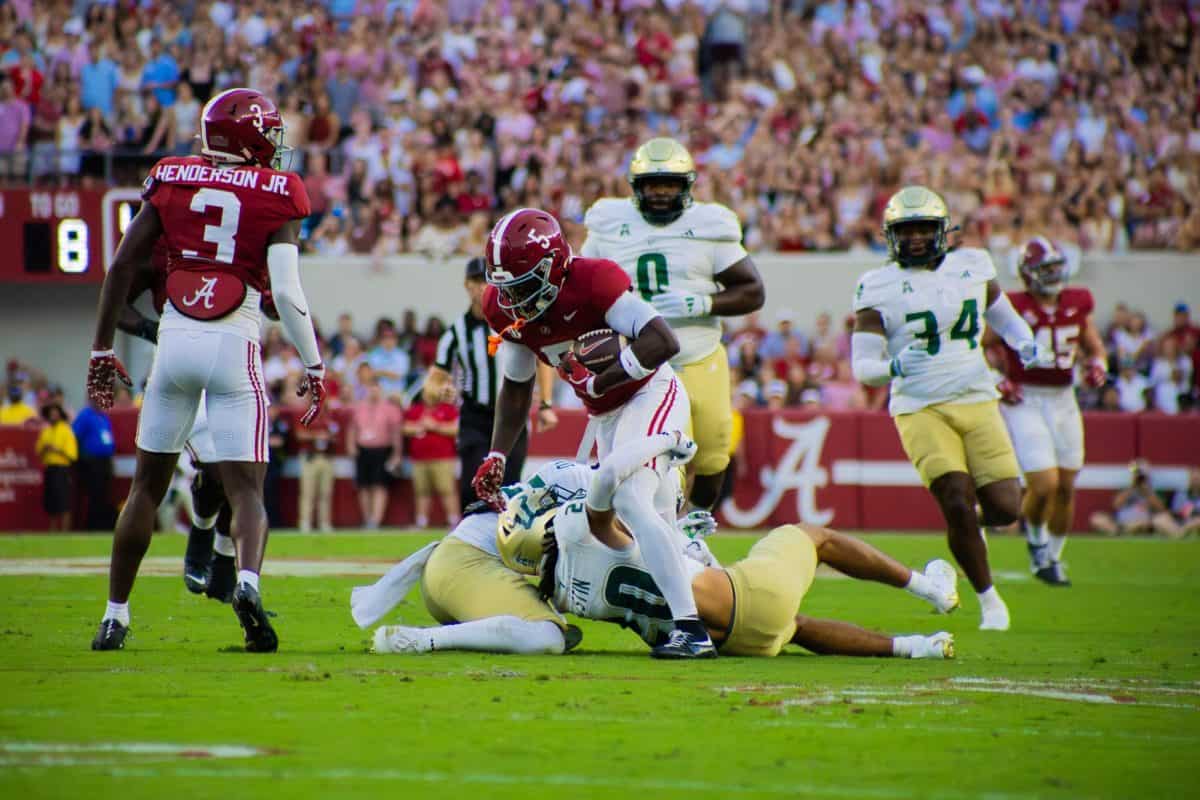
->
581 198 745 476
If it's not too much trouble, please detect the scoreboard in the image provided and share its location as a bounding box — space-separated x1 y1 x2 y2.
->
0 188 143 283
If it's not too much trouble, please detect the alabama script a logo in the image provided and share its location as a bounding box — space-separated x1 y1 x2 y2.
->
720 416 832 528
181 276 218 309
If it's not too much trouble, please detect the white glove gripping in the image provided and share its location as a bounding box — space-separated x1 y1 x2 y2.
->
985 293 1045 367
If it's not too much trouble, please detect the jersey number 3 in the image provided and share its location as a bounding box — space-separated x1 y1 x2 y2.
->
183 187 242 264
905 299 979 355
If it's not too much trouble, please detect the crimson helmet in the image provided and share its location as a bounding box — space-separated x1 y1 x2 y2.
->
485 208 570 321
1018 236 1068 296
199 87 289 169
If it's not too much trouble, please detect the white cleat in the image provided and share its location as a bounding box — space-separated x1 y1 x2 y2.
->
979 600 1011 631
372 625 432 654
923 559 960 614
911 631 955 659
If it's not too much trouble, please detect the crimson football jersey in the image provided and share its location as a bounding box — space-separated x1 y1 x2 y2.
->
1004 286 1095 386
144 155 311 291
483 257 653 415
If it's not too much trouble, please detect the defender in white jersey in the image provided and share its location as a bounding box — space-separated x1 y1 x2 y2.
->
373 432 958 660
851 186 1050 632
580 138 764 510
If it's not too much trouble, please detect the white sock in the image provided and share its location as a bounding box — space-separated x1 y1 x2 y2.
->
237 570 259 591
904 570 936 603
1024 519 1050 547
214 533 235 557
103 601 130 626
415 515 429 528
892 635 916 658
613 471 698 619
977 586 1004 612
430 617 565 654
1047 534 1067 562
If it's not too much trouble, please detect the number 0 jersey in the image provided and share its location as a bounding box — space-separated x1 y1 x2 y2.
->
580 198 747 366
145 155 311 341
853 247 999 415
551 500 706 646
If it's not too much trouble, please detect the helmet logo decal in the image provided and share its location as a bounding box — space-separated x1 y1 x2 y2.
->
527 229 552 249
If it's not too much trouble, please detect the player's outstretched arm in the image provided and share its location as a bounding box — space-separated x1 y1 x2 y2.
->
267 220 321 369
984 279 1042 366
93 202 163 352
851 309 894 386
709 257 765 316
488 342 537 456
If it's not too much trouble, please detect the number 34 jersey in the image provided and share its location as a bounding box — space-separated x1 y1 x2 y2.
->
580 198 747 366
853 247 999 415
144 155 311 341
551 500 706 646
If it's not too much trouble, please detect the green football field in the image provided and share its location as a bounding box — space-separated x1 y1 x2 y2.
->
0 530 1196 799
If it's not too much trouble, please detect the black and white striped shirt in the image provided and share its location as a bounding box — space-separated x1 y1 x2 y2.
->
435 311 497 417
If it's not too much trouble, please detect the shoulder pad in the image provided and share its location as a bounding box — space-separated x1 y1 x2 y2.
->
583 198 636 236
952 247 997 280
852 266 896 312
683 203 742 242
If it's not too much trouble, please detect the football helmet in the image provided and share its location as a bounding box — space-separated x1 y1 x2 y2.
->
497 488 559 576
485 208 570 322
882 186 951 268
199 87 290 170
628 137 696 225
1017 236 1068 296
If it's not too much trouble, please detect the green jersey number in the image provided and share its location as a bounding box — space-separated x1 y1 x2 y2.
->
603 565 672 621
635 253 669 300
904 299 980 355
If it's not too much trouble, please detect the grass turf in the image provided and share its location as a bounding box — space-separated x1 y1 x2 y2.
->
0 531 1197 799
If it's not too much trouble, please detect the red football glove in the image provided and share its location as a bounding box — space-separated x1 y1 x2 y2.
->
1084 357 1108 388
472 452 507 511
997 376 1023 405
557 351 599 398
86 349 133 410
297 364 327 427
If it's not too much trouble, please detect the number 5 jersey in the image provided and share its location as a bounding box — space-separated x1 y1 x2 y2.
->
853 247 999 415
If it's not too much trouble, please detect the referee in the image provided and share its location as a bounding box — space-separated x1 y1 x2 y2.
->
427 257 557 512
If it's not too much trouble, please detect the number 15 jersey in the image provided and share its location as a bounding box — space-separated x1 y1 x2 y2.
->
144 155 311 341
853 247 999 415
580 198 746 366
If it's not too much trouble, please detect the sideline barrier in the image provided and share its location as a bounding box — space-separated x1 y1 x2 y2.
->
2 408 1196 532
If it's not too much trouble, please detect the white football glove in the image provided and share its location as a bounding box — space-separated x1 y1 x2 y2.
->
662 431 698 466
678 510 718 540
889 342 937 378
1017 340 1055 369
650 291 713 319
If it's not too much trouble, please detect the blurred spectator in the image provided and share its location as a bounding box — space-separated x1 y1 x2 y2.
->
36 402 77 531
0 76 30 177
72 398 116 530
264 403 291 528
1089 460 1183 538
1169 468 1200 537
1113 358 1149 413
366 327 410 400
760 309 808 361
411 195 468 259
1148 338 1193 415
348 375 403 530
295 406 340 533
1163 303 1200 351
1 383 36 424
403 386 460 529
329 312 359 358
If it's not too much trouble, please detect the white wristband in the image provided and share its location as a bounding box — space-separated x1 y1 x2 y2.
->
90 349 115 358
618 346 655 381
486 450 507 463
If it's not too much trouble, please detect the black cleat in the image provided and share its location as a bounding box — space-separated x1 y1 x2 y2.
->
232 583 278 653
1026 540 1050 573
651 627 718 660
183 526 216 594
91 619 128 651
1034 561 1072 587
563 624 584 653
206 553 236 603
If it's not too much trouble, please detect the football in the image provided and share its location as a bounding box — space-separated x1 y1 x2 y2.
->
573 328 626 372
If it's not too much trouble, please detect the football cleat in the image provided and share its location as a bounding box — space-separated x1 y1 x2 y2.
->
924 559 960 614
650 627 718 660
232 583 278 653
911 631 955 660
979 600 1011 632
206 553 236 603
1034 561 1072 587
1026 540 1050 572
372 625 431 655
91 618 128 651
563 624 583 653
183 527 215 594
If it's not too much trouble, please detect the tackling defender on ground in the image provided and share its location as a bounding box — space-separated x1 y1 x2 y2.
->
851 186 1050 631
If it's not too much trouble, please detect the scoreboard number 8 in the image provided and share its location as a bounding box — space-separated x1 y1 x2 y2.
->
57 218 90 273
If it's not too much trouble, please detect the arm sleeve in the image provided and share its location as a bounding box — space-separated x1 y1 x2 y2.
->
604 291 660 338
267 242 322 368
588 433 680 512
497 339 537 382
984 292 1036 351
851 332 893 387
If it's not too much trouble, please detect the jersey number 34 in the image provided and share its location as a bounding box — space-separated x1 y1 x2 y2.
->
905 299 980 355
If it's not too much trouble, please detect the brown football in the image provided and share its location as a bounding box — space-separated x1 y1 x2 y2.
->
573 329 626 372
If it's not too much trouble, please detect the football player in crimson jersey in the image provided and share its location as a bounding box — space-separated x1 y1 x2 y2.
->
86 87 326 653
471 207 716 659
984 237 1107 586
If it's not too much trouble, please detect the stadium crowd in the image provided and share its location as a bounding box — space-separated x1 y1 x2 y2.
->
1 0 1198 254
